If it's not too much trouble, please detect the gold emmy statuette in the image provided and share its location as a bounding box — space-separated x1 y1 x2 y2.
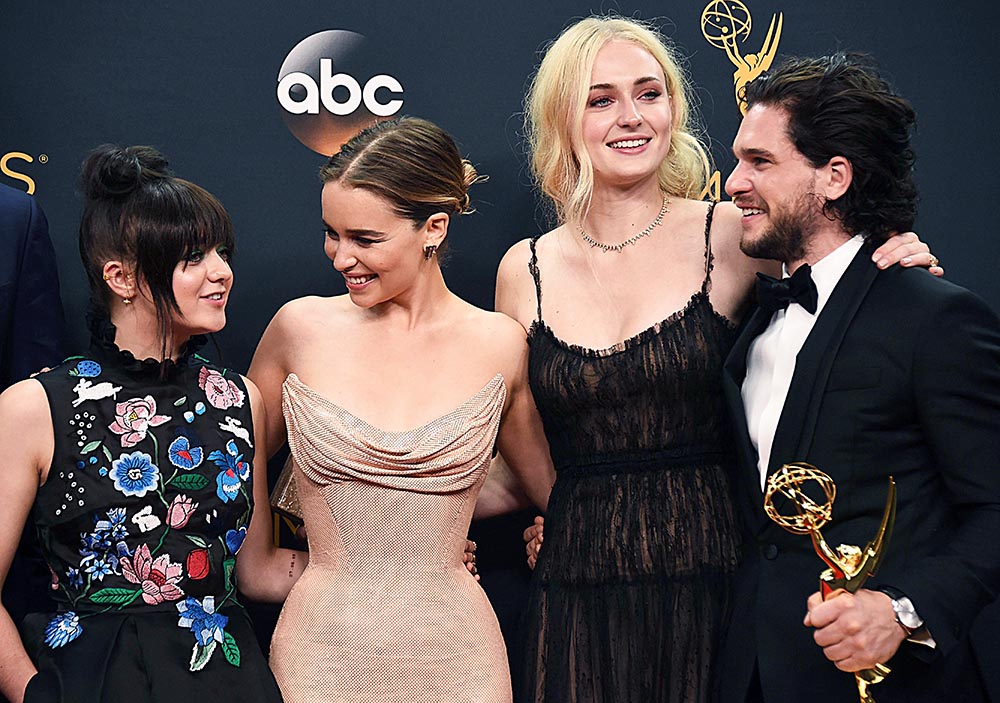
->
763 462 897 703
270 454 304 526
701 0 783 114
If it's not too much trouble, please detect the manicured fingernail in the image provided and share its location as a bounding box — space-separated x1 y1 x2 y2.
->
877 258 888 268
901 257 912 265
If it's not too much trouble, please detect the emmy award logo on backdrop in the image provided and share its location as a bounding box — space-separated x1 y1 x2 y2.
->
701 0 783 114
764 463 897 703
697 1 783 200
1 151 48 195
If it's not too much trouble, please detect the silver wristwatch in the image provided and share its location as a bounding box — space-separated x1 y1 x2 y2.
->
888 594 923 636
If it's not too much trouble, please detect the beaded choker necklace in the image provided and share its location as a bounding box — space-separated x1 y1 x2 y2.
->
578 195 669 253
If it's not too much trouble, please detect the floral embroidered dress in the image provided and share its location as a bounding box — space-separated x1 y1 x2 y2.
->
19 318 282 702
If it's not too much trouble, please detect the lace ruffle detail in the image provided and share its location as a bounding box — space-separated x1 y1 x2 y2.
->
85 306 207 380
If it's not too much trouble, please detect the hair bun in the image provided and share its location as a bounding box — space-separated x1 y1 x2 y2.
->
458 159 486 214
80 144 171 200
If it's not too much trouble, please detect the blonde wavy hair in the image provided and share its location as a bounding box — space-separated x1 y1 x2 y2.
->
525 16 712 225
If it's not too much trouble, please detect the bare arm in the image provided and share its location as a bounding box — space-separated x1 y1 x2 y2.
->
0 381 52 702
233 379 307 603
474 453 533 520
474 247 556 517
246 305 294 459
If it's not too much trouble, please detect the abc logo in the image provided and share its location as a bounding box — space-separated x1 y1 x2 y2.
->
276 30 403 156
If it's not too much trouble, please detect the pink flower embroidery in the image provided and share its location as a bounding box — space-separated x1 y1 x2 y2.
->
108 396 171 447
166 494 199 529
198 367 245 410
121 544 185 605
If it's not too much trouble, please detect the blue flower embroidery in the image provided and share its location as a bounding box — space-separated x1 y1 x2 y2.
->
94 507 129 541
45 612 82 648
82 552 118 581
77 509 133 582
215 469 241 503
169 435 204 470
177 596 229 646
209 440 250 503
68 360 102 378
225 526 247 555
110 451 160 497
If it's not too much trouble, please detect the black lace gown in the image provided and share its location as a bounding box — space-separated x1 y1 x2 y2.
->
521 204 742 703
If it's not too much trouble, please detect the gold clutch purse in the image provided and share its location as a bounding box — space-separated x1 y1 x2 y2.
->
269 454 303 525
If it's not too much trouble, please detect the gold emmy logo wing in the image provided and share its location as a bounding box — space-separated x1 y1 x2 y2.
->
701 0 783 114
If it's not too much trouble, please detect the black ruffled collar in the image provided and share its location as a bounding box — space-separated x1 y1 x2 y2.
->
86 308 208 380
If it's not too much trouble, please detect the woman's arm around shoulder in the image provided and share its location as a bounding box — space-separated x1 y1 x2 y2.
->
233 378 307 604
0 380 54 702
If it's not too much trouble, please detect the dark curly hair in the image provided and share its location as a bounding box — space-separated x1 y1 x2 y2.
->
743 53 917 242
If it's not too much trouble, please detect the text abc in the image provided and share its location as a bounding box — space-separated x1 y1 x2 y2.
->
277 60 403 117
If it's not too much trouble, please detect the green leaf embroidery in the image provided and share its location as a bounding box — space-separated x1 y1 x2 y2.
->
223 558 236 586
222 632 241 667
169 473 209 491
189 640 216 672
102 445 113 462
186 535 209 548
81 440 102 454
174 396 188 406
88 588 141 605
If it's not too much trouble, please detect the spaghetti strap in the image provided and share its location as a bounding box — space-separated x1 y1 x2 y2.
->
528 236 543 323
702 201 718 295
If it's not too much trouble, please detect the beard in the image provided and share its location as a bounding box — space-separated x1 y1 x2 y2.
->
740 191 822 264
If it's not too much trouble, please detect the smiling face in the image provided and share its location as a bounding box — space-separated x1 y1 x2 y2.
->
168 244 233 339
580 40 673 190
725 104 826 263
321 180 428 308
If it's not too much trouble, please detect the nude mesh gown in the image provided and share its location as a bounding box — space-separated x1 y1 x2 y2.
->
270 373 513 703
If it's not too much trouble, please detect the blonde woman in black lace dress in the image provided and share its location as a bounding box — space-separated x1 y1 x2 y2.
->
495 16 938 703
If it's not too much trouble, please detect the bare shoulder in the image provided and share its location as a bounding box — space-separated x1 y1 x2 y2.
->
0 378 53 477
271 295 339 327
710 201 778 278
0 378 49 420
497 237 535 283
496 235 544 328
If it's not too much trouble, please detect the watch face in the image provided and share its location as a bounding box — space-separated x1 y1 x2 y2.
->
899 609 922 630
894 599 923 630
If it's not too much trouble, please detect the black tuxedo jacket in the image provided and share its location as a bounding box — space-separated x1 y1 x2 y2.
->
0 183 64 389
717 241 1000 703
0 184 64 623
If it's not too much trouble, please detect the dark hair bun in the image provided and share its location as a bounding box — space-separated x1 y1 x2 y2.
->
80 144 171 200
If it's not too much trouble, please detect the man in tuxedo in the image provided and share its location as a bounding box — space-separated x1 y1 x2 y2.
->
0 183 64 389
718 53 1000 702
0 182 65 624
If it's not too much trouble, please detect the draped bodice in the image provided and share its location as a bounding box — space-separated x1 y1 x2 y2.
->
281 373 506 575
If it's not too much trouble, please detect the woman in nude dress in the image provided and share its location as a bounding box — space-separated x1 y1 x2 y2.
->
248 117 555 702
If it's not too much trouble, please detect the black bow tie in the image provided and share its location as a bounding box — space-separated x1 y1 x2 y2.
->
755 264 818 315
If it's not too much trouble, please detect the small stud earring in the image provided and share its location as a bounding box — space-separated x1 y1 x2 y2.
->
103 273 111 281
423 245 438 260
122 297 133 305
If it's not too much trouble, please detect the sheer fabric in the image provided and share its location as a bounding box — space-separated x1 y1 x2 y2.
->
521 203 742 703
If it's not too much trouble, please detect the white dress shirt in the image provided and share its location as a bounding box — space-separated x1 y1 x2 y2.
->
742 235 865 489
